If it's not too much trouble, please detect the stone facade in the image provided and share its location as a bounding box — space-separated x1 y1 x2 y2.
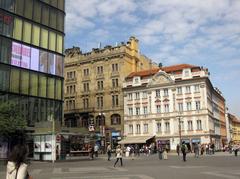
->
227 113 240 144
64 36 157 147
122 64 227 150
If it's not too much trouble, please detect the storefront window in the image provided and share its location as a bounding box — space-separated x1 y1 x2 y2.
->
21 45 31 69
10 68 20 93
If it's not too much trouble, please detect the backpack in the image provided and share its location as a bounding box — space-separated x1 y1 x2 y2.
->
181 144 186 152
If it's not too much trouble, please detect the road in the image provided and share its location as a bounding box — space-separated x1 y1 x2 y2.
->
1 152 240 179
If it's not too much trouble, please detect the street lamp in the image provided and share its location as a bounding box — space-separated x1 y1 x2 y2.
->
177 113 182 145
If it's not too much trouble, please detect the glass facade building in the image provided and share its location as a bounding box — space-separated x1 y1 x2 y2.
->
0 0 65 128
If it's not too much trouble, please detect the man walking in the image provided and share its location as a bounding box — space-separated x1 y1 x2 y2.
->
176 144 180 156
194 143 200 158
94 144 99 158
181 142 188 162
107 144 111 161
114 145 123 167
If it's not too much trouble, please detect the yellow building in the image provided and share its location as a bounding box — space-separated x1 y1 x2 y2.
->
229 114 240 144
64 36 157 148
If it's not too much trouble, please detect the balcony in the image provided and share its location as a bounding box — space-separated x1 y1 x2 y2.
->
65 78 77 83
96 73 104 79
64 92 77 97
64 107 95 114
111 71 120 77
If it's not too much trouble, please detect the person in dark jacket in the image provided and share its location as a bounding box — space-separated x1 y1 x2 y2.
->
181 142 188 162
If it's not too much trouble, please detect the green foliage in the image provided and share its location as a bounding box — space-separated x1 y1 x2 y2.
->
0 102 27 137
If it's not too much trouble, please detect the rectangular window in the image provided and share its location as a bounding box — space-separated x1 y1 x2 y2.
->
163 88 168 96
0 37 11 64
10 68 20 93
42 5 49 26
0 65 10 91
50 10 57 29
187 102 192 111
178 103 183 112
83 68 89 76
136 107 140 115
55 55 63 76
195 101 201 110
21 70 29 95
48 53 55 74
129 125 133 134
128 93 132 100
165 122 170 133
58 0 64 11
56 34 63 53
55 79 62 100
13 18 22 41
24 0 33 19
143 106 148 114
23 21 32 43
128 108 133 115
194 85 200 92
40 28 48 49
15 0 24 16
142 91 147 98
0 11 14 37
39 75 47 97
49 31 56 51
197 120 202 130
39 50 48 73
83 83 89 92
32 25 40 46
177 87 182 94
164 104 169 113
185 86 191 93
188 120 193 131
156 89 160 97
33 0 41 23
157 122 161 133
144 124 148 133
112 95 119 107
29 72 38 96
136 124 141 134
135 92 140 99
57 11 64 32
47 77 55 99
156 105 161 113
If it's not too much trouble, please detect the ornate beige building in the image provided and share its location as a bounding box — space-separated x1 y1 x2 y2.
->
64 37 156 147
121 64 227 150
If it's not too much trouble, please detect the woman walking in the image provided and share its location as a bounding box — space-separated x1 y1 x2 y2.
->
114 145 123 167
6 144 31 179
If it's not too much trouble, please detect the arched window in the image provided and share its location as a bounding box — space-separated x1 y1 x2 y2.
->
95 115 105 127
111 114 121 125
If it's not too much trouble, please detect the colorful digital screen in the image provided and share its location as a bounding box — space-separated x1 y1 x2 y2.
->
21 45 31 69
11 42 21 67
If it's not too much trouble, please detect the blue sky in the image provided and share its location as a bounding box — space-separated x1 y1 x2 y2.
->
65 0 240 117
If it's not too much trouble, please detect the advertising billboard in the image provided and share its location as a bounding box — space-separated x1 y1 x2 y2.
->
11 42 21 67
21 45 31 69
30 47 40 71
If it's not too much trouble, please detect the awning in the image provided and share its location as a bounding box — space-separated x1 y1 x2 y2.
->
118 136 154 144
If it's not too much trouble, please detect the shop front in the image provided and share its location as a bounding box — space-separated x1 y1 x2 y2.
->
157 139 170 152
111 131 121 148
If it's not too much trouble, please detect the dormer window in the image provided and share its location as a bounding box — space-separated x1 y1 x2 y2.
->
183 69 191 77
133 76 141 86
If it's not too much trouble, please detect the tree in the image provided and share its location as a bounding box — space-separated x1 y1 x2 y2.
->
0 102 27 145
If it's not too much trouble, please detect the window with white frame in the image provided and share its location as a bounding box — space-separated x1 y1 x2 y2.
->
157 122 161 133
188 120 193 130
142 91 147 98
164 104 169 113
136 107 140 115
144 124 148 133
135 92 140 99
197 120 202 130
129 124 133 134
128 93 132 100
136 124 141 134
128 108 133 115
177 87 182 94
185 86 191 93
156 89 160 97
187 102 192 111
165 122 170 133
143 106 148 114
194 85 200 92
195 101 201 110
178 103 183 112
163 88 168 96
156 105 161 113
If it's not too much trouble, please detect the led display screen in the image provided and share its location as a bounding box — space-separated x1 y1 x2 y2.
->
11 42 21 67
21 45 31 68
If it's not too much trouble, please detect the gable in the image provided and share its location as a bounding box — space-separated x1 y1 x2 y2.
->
148 70 174 86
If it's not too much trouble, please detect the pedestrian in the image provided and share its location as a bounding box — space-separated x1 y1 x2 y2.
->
88 145 94 160
200 144 204 155
163 148 168 160
94 144 99 158
158 146 163 160
176 144 180 156
135 144 140 157
107 144 111 161
6 144 32 179
114 145 123 167
194 143 200 158
206 144 209 155
181 142 188 162
126 145 131 157
233 145 239 157
130 145 135 160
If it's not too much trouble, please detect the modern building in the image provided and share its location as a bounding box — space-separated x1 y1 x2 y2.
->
121 64 227 150
0 0 65 156
227 113 240 144
64 36 156 148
